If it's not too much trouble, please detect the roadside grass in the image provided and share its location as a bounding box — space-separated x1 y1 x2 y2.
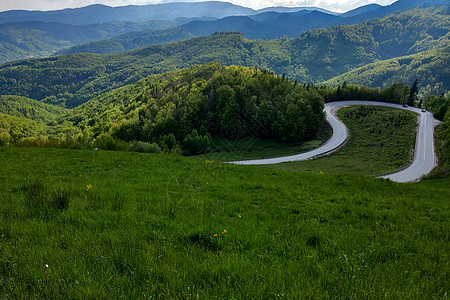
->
198 122 332 161
268 106 418 175
0 147 448 298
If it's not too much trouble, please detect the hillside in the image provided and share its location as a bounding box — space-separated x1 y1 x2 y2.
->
0 95 68 122
0 95 76 145
0 64 325 151
0 146 448 297
341 0 449 24
0 32 288 107
324 47 450 97
0 113 48 144
67 63 325 149
56 26 195 56
0 7 448 107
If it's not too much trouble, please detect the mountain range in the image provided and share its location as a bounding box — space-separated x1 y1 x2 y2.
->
0 0 448 108
0 2 336 25
1 0 448 64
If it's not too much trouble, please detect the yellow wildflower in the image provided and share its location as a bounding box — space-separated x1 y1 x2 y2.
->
86 184 93 191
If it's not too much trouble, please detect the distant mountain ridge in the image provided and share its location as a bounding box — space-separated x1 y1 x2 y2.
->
0 2 340 25
0 2 261 25
340 4 382 18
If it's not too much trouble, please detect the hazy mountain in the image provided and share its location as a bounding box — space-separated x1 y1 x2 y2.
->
248 11 340 37
256 6 338 15
55 11 341 56
340 4 382 18
0 2 255 25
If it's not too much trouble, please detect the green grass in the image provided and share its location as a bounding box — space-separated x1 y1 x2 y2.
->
268 106 418 176
198 123 332 161
0 146 448 298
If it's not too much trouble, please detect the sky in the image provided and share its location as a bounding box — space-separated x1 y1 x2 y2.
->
0 0 398 13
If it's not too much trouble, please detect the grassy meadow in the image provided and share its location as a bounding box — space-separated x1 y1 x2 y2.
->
0 146 448 298
202 105 418 177
266 106 418 176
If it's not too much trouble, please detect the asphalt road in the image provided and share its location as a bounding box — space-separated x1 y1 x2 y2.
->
230 100 440 183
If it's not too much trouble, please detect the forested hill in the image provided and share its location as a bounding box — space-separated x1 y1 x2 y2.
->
0 95 68 122
323 47 450 98
66 63 325 152
0 7 448 107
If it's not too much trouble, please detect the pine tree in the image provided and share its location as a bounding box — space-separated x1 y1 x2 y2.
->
407 79 419 106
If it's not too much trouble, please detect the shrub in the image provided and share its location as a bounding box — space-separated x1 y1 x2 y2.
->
94 133 129 151
182 129 212 156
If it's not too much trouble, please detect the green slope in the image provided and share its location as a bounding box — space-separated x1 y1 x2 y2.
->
0 95 68 122
323 47 450 97
0 147 448 297
0 7 448 107
0 113 48 144
0 95 75 145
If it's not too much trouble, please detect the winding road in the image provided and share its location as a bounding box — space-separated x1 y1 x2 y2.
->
231 101 441 183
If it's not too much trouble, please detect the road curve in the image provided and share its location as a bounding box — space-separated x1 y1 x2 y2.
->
230 100 440 183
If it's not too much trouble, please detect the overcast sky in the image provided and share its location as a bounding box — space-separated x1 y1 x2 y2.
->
0 0 398 13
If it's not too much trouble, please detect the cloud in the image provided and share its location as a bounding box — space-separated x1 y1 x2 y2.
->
0 0 397 13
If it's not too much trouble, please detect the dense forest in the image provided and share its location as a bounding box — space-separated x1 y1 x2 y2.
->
0 95 68 122
0 95 76 146
0 7 447 107
422 93 450 175
66 63 325 154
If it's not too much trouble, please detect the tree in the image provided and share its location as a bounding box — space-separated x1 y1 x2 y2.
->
407 79 418 106
336 86 342 100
